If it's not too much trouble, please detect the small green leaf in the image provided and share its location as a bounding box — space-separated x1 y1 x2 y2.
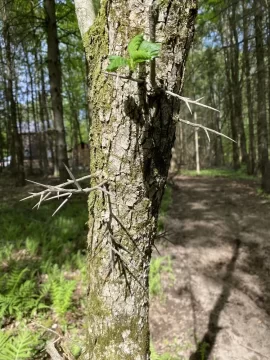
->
139 40 161 59
127 34 144 57
130 50 154 68
129 36 161 70
106 56 129 72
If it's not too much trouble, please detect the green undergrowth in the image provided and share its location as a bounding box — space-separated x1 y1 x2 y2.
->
181 167 257 181
0 178 175 358
149 256 174 298
158 185 172 232
0 193 88 358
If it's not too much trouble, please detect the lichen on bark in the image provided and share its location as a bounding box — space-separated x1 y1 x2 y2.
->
78 1 197 359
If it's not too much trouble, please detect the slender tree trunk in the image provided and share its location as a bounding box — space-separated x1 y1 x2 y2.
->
40 55 54 172
75 0 197 359
63 78 82 169
254 1 269 181
243 0 256 174
267 3 270 149
230 2 247 165
194 113 200 174
220 17 240 170
25 70 34 175
44 0 68 181
206 51 224 167
2 0 25 186
38 90 49 175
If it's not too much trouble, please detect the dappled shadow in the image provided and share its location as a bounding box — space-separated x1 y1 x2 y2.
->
151 175 270 359
189 238 240 360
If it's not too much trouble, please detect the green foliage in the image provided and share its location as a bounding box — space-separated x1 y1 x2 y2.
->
158 185 172 232
181 167 257 181
106 34 161 72
0 192 88 356
149 256 174 297
0 330 39 360
0 267 46 320
50 276 76 317
106 56 129 72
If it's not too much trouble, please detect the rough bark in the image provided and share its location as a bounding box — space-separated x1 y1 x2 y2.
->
76 1 197 359
44 0 68 181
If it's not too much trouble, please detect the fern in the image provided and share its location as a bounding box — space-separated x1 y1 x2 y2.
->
0 267 46 319
106 34 161 72
0 331 39 360
51 277 76 317
0 332 9 351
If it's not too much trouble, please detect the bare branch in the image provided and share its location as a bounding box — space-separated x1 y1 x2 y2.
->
74 0 96 37
52 194 72 217
63 163 82 191
21 165 109 215
104 71 144 83
178 118 236 143
20 172 101 202
165 90 220 113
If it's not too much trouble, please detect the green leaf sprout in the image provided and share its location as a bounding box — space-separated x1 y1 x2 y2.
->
106 34 161 72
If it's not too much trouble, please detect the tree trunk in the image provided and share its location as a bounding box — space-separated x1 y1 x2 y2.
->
242 0 256 174
220 16 240 170
75 1 197 359
230 1 247 165
44 0 68 181
2 0 25 186
194 113 200 174
40 54 54 173
254 1 269 182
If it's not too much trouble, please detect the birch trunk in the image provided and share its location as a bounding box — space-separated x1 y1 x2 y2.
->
76 1 197 359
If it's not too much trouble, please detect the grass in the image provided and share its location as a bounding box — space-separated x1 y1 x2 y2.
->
149 256 174 298
181 166 257 181
0 186 88 358
158 185 172 232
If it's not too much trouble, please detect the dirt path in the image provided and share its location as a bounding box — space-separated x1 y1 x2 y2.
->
150 176 270 360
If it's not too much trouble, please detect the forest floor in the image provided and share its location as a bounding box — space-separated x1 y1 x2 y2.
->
151 175 270 360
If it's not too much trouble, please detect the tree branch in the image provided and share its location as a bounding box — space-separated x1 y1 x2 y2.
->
74 0 96 37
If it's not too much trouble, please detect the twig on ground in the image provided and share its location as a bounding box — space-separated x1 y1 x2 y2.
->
45 342 64 360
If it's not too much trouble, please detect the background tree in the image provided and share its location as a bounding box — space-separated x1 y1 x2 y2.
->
0 0 88 182
176 0 270 192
